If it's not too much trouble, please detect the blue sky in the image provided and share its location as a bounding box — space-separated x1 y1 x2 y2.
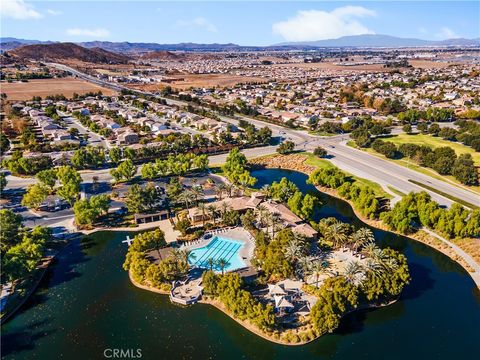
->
1 1 479 45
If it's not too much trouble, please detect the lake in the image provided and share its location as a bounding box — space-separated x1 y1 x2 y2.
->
2 169 479 360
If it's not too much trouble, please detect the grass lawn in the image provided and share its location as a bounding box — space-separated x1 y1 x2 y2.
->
300 152 393 200
387 186 407 197
347 140 480 194
384 133 480 166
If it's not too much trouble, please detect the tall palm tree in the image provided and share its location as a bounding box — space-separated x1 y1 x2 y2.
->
261 184 271 196
220 201 230 219
284 240 303 263
270 212 282 238
309 259 329 288
325 221 348 249
196 202 207 227
217 258 229 275
344 260 364 285
362 241 398 277
190 185 204 205
255 205 268 228
364 258 385 279
207 204 218 225
351 228 374 253
177 191 194 210
216 184 225 200
207 258 215 271
296 255 313 280
224 183 234 198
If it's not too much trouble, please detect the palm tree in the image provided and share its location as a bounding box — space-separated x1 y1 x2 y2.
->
362 241 397 277
216 184 225 200
325 221 348 249
344 260 364 285
284 241 303 262
217 258 229 275
309 259 329 288
207 204 218 225
261 184 271 196
296 255 313 280
196 202 207 227
361 240 380 259
190 185 204 205
350 228 374 253
224 183 234 198
177 191 194 210
220 201 230 220
207 258 215 271
270 212 282 238
364 258 385 279
255 205 268 228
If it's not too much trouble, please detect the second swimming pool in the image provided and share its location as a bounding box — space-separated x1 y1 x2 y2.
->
187 236 246 272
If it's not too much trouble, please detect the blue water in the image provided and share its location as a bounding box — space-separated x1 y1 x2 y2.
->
188 236 246 272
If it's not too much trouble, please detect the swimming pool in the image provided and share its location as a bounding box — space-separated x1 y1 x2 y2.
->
188 236 246 272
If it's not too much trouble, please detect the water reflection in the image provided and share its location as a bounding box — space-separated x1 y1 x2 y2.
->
1 169 479 360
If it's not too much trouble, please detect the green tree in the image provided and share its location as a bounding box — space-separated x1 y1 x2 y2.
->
21 184 49 209
111 159 137 183
0 172 7 192
141 162 158 181
0 209 22 254
109 147 122 164
277 140 295 154
37 169 57 190
222 148 256 186
56 166 82 205
313 146 328 158
125 184 145 214
73 194 110 227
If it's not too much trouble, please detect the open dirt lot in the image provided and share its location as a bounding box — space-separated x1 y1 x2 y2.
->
130 73 267 90
0 77 117 101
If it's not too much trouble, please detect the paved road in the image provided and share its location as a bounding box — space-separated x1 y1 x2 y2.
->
58 110 109 148
46 63 480 208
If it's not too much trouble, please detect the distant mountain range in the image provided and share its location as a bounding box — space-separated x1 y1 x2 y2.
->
1 34 479 54
276 34 480 48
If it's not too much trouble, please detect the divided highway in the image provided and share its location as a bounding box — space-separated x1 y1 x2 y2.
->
46 63 480 208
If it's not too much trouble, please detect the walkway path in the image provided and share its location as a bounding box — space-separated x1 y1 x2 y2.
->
422 227 480 288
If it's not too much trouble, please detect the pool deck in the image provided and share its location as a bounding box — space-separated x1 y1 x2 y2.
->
182 227 255 268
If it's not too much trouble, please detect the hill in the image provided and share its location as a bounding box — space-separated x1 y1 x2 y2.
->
6 43 131 64
141 50 187 61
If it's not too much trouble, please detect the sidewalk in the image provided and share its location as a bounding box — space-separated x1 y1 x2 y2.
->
422 227 480 288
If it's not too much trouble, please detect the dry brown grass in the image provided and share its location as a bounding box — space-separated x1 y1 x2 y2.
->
130 73 267 90
1 77 117 101
453 238 480 264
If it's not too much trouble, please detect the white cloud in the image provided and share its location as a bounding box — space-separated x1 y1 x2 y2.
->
436 27 459 39
66 28 110 38
176 17 217 33
47 9 62 16
272 6 376 42
0 0 42 20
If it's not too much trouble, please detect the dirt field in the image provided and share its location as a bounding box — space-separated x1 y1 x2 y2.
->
0 77 117 100
130 73 268 90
